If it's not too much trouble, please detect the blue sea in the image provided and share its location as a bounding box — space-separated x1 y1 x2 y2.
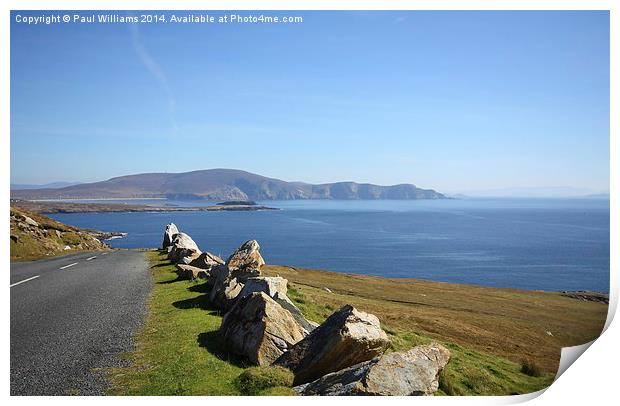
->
49 198 610 292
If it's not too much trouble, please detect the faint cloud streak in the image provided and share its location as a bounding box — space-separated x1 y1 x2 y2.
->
129 22 178 136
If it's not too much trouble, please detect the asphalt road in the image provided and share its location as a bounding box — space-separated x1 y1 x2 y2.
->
10 250 152 395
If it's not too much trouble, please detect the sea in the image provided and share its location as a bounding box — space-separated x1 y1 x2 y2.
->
48 198 610 293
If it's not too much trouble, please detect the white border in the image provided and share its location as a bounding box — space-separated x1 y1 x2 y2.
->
2 1 616 405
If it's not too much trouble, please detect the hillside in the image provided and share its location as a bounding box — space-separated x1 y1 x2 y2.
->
10 206 113 261
10 169 446 201
261 265 607 373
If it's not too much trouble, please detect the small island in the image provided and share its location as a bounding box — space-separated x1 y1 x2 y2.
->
217 200 257 206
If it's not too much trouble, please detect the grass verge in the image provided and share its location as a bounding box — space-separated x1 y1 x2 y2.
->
106 251 298 395
106 251 245 395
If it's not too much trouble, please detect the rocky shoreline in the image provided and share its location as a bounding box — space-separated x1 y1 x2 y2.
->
161 223 452 396
561 290 609 304
10 200 279 214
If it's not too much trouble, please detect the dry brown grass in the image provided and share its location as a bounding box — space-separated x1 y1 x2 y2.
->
262 264 608 373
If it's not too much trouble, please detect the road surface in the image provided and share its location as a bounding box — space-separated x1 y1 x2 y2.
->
10 250 152 395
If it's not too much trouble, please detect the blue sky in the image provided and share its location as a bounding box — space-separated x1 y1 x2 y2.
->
10 11 609 193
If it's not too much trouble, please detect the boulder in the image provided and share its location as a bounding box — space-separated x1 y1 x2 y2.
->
226 240 265 272
231 266 261 282
206 239 265 310
219 292 307 365
238 277 318 333
179 251 202 265
275 295 320 334
175 264 209 280
238 276 288 300
207 264 230 289
274 305 390 385
206 264 245 311
216 278 245 310
23 215 39 228
162 223 179 249
168 232 201 264
294 343 451 396
189 251 224 270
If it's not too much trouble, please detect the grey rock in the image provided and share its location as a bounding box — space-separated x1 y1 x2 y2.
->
295 343 451 396
175 264 209 280
219 292 307 365
189 251 224 270
274 294 319 334
206 240 266 311
162 223 179 249
237 276 289 301
23 215 39 228
274 304 390 385
179 251 201 265
167 232 201 264
218 278 245 310
226 240 265 272
238 276 318 333
206 264 230 290
207 264 246 311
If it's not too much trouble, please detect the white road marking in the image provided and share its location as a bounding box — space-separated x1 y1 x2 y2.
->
59 262 78 270
101 252 108 256
10 275 40 288
86 256 97 261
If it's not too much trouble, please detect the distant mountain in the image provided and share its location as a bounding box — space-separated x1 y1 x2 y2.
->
11 181 83 190
10 169 446 201
456 186 604 198
583 193 610 199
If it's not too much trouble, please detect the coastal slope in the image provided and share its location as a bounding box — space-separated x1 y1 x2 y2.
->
10 169 446 201
106 250 607 396
10 206 113 261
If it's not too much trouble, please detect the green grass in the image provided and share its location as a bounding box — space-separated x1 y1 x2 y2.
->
287 286 336 323
520 359 543 378
106 251 241 394
106 251 295 395
437 342 553 395
61 232 82 246
235 366 295 395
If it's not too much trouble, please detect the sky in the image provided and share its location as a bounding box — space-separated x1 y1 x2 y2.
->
10 11 610 194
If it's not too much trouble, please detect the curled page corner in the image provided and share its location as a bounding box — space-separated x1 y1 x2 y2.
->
501 339 598 404
504 388 548 404
552 284 616 380
555 340 595 380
